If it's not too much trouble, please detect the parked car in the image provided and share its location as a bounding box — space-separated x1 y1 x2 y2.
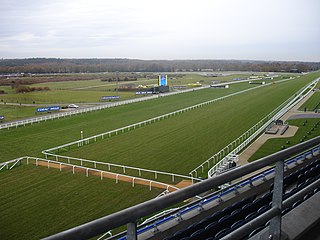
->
68 104 79 108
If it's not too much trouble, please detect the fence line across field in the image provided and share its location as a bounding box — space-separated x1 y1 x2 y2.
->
190 77 319 178
0 76 294 131
42 154 202 184
44 80 283 154
1 157 181 191
42 77 316 183
205 78 319 178
0 85 210 130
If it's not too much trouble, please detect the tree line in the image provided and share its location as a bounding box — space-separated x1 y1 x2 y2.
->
0 58 319 74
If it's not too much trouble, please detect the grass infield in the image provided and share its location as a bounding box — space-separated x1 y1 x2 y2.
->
0 164 162 240
248 118 320 162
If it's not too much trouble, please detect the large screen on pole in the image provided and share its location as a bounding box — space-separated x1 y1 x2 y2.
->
158 75 167 86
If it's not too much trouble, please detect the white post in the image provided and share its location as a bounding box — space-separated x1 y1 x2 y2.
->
80 130 83 146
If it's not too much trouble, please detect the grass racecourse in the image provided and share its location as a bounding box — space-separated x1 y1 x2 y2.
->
0 165 162 239
0 71 319 239
299 91 320 111
61 73 319 176
0 81 265 162
0 73 288 122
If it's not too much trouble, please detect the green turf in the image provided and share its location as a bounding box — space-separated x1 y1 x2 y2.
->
0 72 318 240
0 81 263 162
61 74 320 176
0 73 291 121
0 105 37 122
0 164 162 240
248 118 320 162
0 89 139 104
299 92 320 111
1 73 318 165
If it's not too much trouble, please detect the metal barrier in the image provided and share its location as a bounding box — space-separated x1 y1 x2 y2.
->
43 136 320 240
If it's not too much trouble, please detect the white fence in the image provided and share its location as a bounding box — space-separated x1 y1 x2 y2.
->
0 157 24 170
203 78 319 178
0 86 211 130
42 154 202 184
0 76 285 131
41 76 302 185
0 157 181 191
44 81 277 154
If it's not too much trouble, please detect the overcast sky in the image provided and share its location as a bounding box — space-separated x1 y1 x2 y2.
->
0 0 319 61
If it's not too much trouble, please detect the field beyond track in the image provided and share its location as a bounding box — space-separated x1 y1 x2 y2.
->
0 71 319 240
57 73 320 177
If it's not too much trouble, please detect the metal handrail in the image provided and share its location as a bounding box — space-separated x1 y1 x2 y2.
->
221 177 320 240
43 136 320 240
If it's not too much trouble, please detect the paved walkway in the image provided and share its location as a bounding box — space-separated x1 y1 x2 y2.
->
237 90 317 174
237 126 299 166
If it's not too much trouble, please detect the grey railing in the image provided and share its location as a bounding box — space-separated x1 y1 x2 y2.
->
43 135 320 240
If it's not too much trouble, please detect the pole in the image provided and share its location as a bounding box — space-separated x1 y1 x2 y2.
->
268 160 284 240
116 71 119 96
